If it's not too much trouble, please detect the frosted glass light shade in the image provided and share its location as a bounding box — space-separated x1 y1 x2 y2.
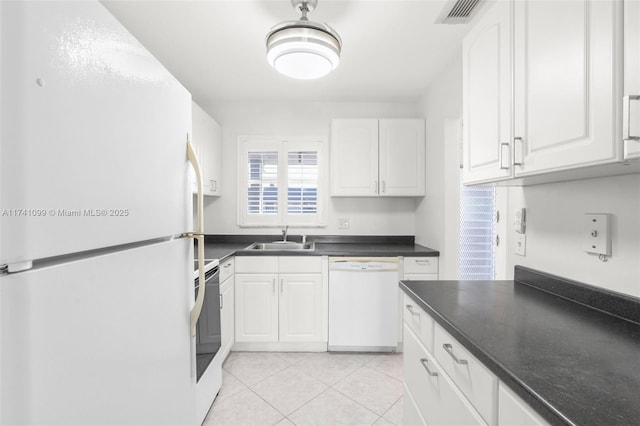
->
266 23 341 80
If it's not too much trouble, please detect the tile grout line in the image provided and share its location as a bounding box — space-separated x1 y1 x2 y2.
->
215 352 403 426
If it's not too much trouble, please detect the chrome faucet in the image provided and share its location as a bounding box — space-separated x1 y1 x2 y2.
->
282 225 289 242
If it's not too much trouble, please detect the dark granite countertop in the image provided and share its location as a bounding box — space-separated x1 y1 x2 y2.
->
400 267 640 426
197 235 439 260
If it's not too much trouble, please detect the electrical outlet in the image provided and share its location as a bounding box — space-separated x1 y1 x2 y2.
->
515 234 526 256
338 218 350 229
583 214 611 256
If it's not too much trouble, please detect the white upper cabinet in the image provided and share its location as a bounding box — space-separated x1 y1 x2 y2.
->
331 118 425 196
624 0 640 160
331 119 379 196
379 119 426 196
462 0 513 184
192 102 222 196
513 0 621 176
463 0 639 185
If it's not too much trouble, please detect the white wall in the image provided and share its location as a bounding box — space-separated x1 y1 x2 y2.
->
415 55 463 279
199 101 422 235
506 174 640 297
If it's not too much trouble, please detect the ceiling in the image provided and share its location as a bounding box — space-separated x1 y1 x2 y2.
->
101 0 475 105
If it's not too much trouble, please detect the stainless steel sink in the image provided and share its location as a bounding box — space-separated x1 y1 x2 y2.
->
247 241 315 251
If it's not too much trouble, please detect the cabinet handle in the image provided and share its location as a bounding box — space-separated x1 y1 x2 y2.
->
223 263 232 269
382 180 386 193
405 304 420 316
280 278 284 294
499 142 510 170
414 259 430 265
186 136 205 337
420 358 438 376
443 343 468 365
623 95 640 141
272 278 276 295
513 137 524 166
210 180 217 192
219 293 223 310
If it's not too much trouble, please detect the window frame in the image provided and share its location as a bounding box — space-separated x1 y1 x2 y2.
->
238 136 327 227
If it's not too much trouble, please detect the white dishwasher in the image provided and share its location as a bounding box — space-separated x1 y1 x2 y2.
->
328 257 399 352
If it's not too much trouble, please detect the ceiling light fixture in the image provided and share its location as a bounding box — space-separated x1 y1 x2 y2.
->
266 0 342 80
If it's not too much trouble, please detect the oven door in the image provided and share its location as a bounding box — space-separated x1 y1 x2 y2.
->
194 264 221 382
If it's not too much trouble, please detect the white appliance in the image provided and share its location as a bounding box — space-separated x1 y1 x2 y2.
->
0 1 213 424
328 257 400 352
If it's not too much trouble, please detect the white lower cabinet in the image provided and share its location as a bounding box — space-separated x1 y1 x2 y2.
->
234 256 327 350
403 256 439 281
498 383 549 426
403 384 427 426
403 291 549 426
219 258 235 361
235 273 279 342
403 293 434 353
279 274 323 342
404 324 487 426
434 323 498 425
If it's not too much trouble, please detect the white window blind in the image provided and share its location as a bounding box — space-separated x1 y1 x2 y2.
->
459 170 495 280
239 137 325 227
247 151 278 214
287 151 318 215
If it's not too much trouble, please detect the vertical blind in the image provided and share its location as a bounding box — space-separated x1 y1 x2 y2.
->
459 170 495 280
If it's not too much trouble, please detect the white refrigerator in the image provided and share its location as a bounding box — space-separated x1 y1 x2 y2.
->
0 1 203 424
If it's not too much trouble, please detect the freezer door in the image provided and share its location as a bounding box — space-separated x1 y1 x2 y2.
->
0 0 193 265
0 239 197 425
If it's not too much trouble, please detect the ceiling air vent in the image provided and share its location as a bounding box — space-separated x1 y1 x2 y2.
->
435 0 484 24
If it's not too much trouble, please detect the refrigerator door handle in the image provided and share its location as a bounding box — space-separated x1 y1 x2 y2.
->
187 136 205 337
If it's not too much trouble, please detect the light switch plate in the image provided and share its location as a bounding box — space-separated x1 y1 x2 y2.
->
514 208 526 234
583 213 611 256
515 234 526 256
338 218 350 229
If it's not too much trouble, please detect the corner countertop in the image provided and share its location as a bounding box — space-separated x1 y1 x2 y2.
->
400 268 640 426
198 235 439 261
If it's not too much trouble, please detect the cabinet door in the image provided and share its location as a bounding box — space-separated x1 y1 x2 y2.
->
513 0 622 175
220 275 234 360
379 119 426 196
462 0 513 184
203 118 222 196
193 102 222 196
234 274 278 342
624 0 640 160
279 274 323 342
330 119 379 196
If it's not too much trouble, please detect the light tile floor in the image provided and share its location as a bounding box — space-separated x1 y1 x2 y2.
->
203 351 404 426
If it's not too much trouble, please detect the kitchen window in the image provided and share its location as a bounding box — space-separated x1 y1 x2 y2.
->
238 137 326 227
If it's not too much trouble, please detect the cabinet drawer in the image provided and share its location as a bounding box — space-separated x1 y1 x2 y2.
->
434 323 497 425
278 256 322 273
404 257 438 274
220 257 235 282
404 325 486 426
403 293 434 353
235 256 278 273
